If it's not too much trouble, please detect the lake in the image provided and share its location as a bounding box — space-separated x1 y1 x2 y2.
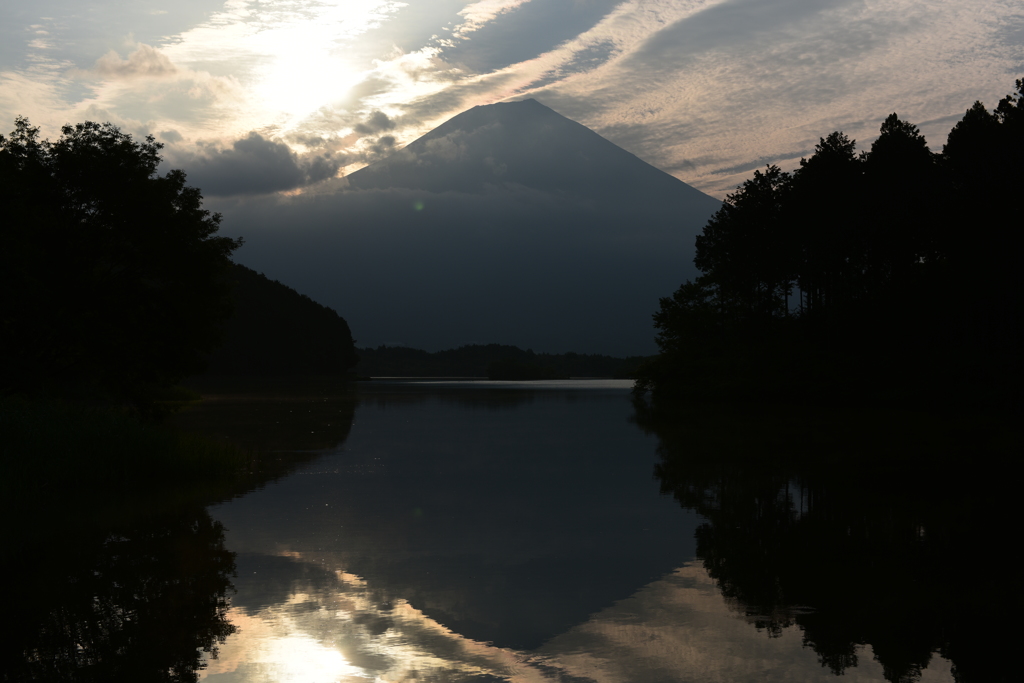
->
10 379 1011 682
178 379 1000 683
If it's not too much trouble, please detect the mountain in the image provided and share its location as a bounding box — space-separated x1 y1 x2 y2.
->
348 99 713 201
226 99 721 356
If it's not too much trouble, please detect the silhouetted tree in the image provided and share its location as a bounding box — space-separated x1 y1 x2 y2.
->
941 82 1023 244
941 80 1024 363
0 118 242 406
639 166 801 400
787 132 866 316
694 165 794 323
862 113 942 292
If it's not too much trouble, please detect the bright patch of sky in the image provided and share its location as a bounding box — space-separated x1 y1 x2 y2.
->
2 0 1022 197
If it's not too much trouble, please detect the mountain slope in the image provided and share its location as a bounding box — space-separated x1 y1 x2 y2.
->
227 99 720 356
349 99 715 202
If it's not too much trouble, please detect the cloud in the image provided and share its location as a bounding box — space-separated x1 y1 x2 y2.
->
625 0 852 69
354 110 396 134
366 134 396 159
92 44 179 79
0 70 72 137
442 0 623 73
177 132 343 196
452 0 534 39
5 0 1021 204
514 0 1024 197
710 150 812 179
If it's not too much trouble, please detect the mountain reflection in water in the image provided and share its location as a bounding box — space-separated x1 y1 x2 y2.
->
190 381 1009 682
11 382 1010 681
203 381 699 655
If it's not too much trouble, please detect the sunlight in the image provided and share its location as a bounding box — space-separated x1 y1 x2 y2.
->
262 634 365 682
166 0 406 128
200 608 369 682
247 9 369 123
198 555 536 683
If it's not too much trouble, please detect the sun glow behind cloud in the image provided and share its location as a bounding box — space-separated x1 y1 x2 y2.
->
2 0 1022 197
160 1 407 133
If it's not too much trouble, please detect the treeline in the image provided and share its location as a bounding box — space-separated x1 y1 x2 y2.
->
638 79 1024 405
355 343 647 379
1 118 241 409
201 264 358 376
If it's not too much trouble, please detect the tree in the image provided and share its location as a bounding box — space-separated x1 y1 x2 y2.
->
639 80 1024 405
0 118 242 405
862 114 942 290
940 80 1024 363
694 165 794 323
787 132 866 316
943 80 1024 241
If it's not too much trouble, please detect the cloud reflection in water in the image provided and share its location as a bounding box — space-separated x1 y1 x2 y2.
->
201 553 956 683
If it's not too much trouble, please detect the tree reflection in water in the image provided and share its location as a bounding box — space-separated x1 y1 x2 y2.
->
634 400 1018 683
5 387 358 682
6 508 236 682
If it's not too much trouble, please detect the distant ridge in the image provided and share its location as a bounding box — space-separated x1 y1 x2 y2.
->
231 99 721 356
353 343 646 379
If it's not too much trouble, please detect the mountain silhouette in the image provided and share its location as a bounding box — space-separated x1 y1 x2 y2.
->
229 99 721 356
349 99 715 201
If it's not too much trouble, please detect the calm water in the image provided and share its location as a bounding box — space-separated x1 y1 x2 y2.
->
180 380 971 683
13 380 1010 681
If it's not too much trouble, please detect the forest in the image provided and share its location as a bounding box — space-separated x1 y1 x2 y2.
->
201 264 357 377
636 79 1024 406
0 119 242 409
0 119 358 410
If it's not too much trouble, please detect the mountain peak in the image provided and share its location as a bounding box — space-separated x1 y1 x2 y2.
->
235 100 721 356
347 100 713 200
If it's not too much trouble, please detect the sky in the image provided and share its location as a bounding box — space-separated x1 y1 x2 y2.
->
3 0 1022 200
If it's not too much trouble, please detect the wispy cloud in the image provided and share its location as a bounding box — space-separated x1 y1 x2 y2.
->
2 0 1022 198
452 0 534 39
518 0 1024 195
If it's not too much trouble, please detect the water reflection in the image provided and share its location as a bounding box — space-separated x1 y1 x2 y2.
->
7 507 235 682
7 386 359 681
21 382 1003 680
635 401 1018 682
202 551 953 682
208 382 696 651
169 386 358 454
198 382 970 682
